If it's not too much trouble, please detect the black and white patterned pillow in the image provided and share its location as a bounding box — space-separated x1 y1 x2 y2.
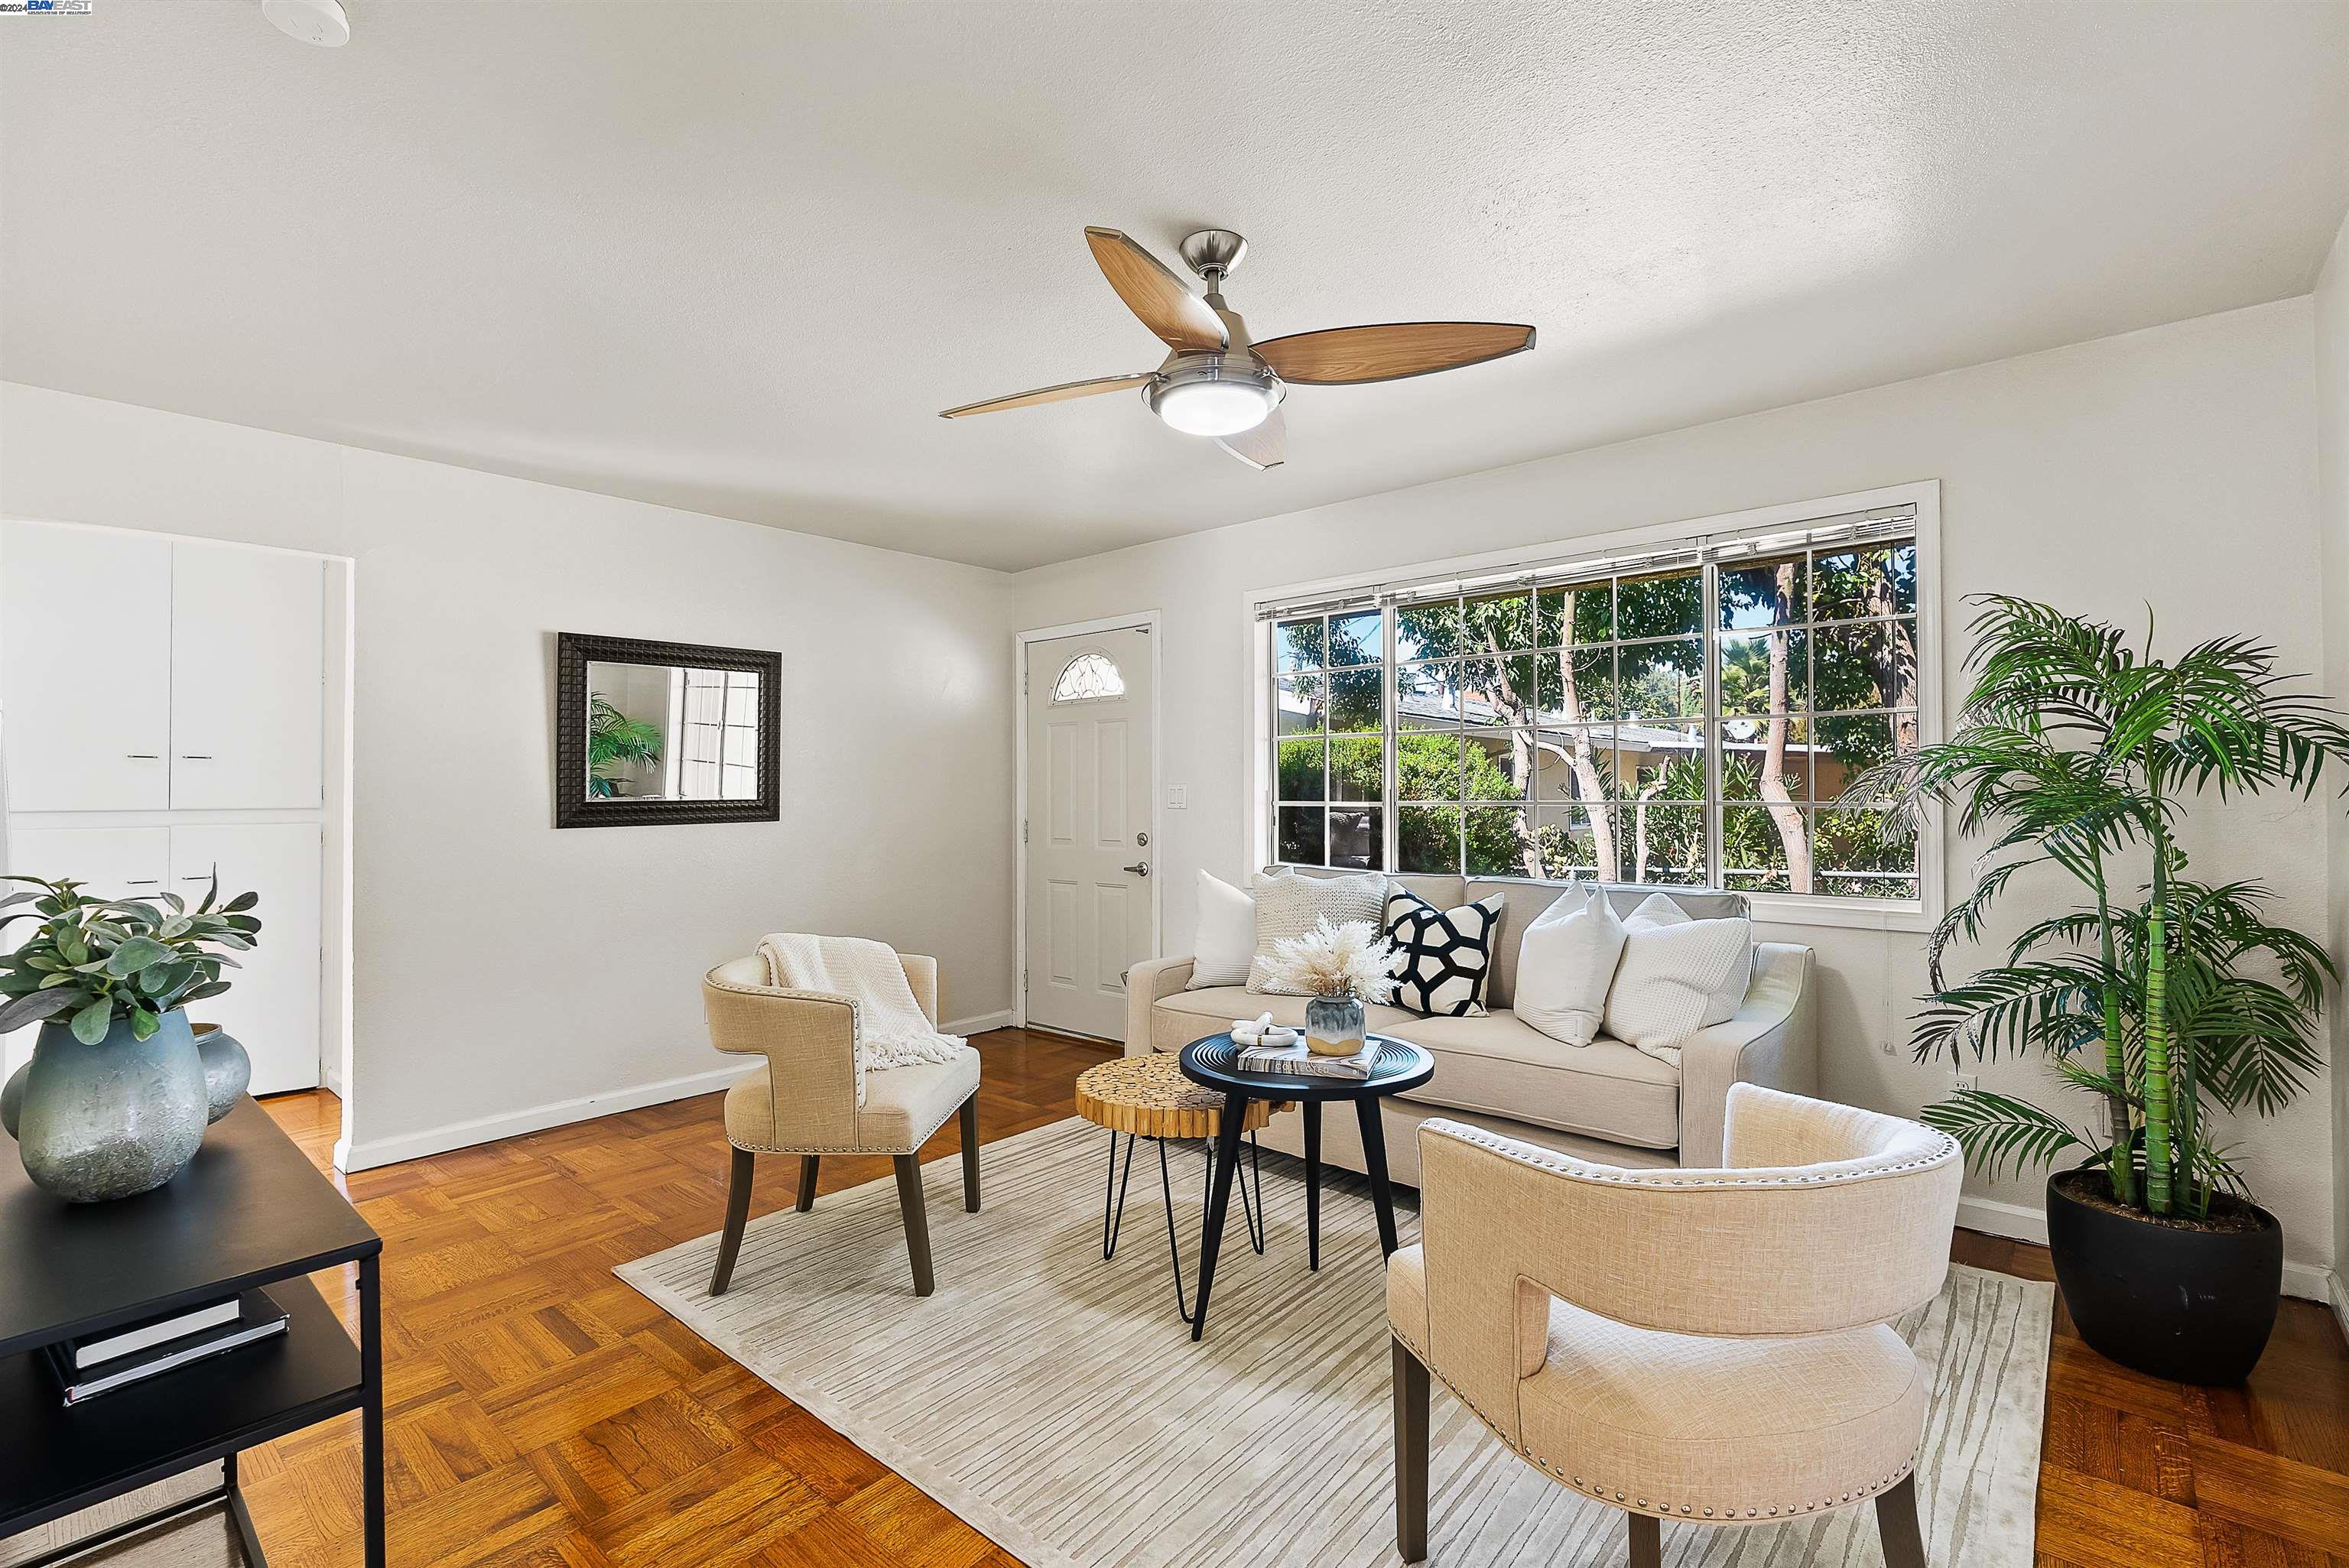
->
1382 888 1503 1017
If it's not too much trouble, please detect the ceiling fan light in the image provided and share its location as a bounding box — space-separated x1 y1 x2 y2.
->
1153 380 1272 437
1146 355 1282 438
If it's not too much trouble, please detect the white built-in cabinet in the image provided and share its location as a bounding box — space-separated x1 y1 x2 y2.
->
0 523 330 1096
0 525 175 812
169 545 325 810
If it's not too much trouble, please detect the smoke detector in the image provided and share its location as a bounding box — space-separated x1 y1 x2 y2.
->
263 0 349 47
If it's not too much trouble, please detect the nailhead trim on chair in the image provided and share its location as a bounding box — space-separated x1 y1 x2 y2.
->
733 1093 967 1158
1393 1331 1922 1527
732 1088 969 1157
1531 1454 1919 1524
1439 1122 1959 1187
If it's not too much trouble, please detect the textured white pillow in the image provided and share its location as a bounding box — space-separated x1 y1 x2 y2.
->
1602 893 1753 1064
1512 882 1626 1047
1247 869 1388 994
1186 871 1258 989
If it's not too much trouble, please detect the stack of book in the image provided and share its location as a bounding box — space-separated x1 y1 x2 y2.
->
44 1289 289 1405
1236 1037 1382 1080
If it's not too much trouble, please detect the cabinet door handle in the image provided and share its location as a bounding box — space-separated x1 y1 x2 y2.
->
125 879 161 887
126 753 161 759
179 754 215 760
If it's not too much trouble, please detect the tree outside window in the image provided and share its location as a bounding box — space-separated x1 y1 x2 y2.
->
1269 525 1921 899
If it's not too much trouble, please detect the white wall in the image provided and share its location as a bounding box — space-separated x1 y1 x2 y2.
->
1012 298 2339 1293
0 382 1015 1168
2317 207 2349 1316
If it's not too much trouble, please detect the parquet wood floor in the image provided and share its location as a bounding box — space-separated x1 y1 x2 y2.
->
242 1029 2348 1568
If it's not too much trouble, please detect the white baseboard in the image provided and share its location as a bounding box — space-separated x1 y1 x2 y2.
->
2328 1270 2348 1345
340 1014 1017 1175
1957 1194 2335 1303
340 1062 755 1173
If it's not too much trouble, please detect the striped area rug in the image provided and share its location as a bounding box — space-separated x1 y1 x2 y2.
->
617 1118 2048 1567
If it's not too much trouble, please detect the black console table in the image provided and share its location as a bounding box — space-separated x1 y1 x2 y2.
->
0 1098 384 1568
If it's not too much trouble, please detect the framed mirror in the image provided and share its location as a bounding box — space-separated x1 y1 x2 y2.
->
554 632 781 828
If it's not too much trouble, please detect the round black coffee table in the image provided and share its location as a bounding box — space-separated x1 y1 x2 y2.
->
1178 1032 1434 1342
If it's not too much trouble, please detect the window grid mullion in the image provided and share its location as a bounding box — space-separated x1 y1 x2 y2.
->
1320 615 1333 869
1382 606 1399 875
1701 560 1723 891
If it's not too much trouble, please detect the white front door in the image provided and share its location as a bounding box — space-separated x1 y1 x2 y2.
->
1024 628 1155 1040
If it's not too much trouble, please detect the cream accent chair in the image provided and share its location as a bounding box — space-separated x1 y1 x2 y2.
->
702 952 981 1299
1388 1084 1961 1568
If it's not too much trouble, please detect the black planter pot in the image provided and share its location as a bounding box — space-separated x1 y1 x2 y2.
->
2045 1169 2282 1386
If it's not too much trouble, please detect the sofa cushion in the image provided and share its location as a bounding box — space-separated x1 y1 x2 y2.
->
1604 894 1753 1064
1187 869 1257 989
1382 887 1502 1017
1512 881 1626 1047
1248 869 1386 993
1150 986 1681 1151
1465 881 1749 1011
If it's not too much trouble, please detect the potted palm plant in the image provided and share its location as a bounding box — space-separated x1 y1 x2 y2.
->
588 694 662 797
0 875 261 1202
1856 596 2349 1385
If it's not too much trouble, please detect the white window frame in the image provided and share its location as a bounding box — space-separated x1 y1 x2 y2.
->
1239 481 1945 933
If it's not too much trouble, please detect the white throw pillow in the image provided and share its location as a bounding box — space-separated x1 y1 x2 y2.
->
1602 892 1753 1065
1186 870 1258 989
1247 869 1388 994
1512 882 1626 1047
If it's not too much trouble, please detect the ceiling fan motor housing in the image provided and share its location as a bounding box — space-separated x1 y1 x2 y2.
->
1145 349 1284 437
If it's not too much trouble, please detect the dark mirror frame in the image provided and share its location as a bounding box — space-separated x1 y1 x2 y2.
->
554 631 781 829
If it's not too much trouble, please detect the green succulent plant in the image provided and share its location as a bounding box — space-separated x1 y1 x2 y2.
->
0 874 262 1045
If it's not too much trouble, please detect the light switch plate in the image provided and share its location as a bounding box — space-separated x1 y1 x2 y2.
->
1168 785 1188 808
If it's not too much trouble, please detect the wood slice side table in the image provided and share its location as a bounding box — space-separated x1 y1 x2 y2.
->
1073 1053 1292 1324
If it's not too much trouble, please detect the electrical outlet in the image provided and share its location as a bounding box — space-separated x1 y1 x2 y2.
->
1954 1076 1978 1094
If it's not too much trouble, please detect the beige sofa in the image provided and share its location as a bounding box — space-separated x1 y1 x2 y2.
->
1125 875 1816 1183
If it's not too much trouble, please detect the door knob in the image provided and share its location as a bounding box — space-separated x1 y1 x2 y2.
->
1122 862 1151 877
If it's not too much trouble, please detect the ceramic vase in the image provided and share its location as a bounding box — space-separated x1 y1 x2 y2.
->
192 1023 253 1124
16 1009 208 1203
1304 994 1367 1057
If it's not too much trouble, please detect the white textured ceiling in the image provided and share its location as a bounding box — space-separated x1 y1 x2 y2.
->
5 2 2347 572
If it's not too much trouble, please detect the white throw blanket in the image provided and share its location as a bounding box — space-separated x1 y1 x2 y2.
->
757 933 966 1105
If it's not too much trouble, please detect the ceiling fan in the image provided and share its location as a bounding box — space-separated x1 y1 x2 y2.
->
939 227 1535 470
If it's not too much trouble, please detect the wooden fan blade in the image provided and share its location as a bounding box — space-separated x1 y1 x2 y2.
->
1217 406 1285 469
939 373 1155 419
1084 227 1226 352
1252 321 1535 385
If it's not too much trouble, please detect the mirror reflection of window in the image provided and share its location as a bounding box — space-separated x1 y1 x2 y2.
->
669 667 762 801
584 661 761 802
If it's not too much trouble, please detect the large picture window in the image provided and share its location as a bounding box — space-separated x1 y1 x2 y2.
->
1265 502 1924 903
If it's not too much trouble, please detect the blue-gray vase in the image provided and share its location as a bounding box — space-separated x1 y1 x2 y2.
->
17 1009 208 1203
1304 994 1368 1056
192 1023 252 1125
